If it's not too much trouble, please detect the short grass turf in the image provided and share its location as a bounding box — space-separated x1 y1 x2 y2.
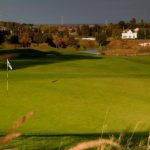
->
0 50 150 135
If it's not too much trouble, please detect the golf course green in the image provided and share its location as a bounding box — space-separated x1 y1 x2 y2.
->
0 48 150 135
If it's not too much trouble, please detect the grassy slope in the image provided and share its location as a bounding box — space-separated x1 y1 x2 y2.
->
0 50 150 135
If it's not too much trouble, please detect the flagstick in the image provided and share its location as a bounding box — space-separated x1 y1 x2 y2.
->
6 58 13 96
7 59 9 96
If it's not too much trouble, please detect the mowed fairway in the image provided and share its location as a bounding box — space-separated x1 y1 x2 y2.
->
0 50 150 135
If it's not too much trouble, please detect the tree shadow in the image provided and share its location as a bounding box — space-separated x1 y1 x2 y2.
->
0 48 102 70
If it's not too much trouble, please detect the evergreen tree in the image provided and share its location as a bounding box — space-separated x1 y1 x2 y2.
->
138 29 146 39
9 35 19 48
81 25 90 37
129 17 137 29
0 32 5 45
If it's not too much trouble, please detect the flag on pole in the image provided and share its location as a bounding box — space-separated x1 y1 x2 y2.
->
7 59 13 70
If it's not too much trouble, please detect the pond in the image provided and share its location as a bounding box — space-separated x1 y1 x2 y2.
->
80 50 99 54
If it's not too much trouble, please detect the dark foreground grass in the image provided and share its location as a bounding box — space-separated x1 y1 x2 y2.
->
0 48 150 149
0 133 149 150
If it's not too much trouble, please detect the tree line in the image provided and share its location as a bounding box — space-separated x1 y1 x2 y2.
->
0 18 150 48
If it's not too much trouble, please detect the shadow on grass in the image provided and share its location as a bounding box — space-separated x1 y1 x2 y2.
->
0 132 149 150
18 131 150 149
0 48 102 70
20 131 149 143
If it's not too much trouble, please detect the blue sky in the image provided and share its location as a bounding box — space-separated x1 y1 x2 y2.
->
0 0 149 24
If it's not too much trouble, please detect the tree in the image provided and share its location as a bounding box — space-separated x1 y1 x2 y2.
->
46 35 56 47
20 32 32 47
96 31 107 46
138 29 150 39
61 36 69 48
33 33 43 45
118 21 127 29
77 27 82 36
112 28 122 39
0 32 5 46
53 35 62 48
146 29 150 39
81 25 90 37
9 35 19 48
140 19 145 28
68 37 80 49
129 17 137 29
58 28 69 37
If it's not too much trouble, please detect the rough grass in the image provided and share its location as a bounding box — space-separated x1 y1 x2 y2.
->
102 39 150 56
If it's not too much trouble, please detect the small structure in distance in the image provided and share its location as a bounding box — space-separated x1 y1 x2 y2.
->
81 37 96 41
122 28 139 39
139 42 150 47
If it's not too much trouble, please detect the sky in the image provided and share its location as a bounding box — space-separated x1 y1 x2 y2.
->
0 0 149 24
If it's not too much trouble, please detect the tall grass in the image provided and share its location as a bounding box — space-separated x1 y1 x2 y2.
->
0 111 34 147
69 139 120 150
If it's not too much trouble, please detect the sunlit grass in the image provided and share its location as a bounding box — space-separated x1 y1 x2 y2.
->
0 50 150 135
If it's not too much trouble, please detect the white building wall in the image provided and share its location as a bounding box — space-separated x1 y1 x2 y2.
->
122 30 137 39
81 37 96 41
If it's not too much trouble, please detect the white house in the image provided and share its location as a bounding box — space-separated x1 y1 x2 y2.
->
122 29 138 39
